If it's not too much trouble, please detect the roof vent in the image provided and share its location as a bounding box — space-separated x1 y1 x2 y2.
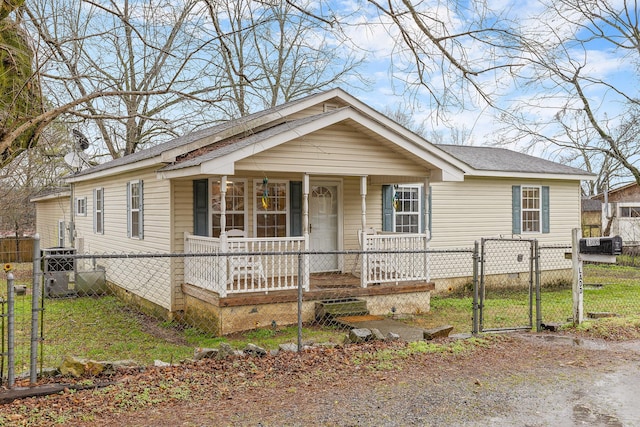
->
323 103 339 112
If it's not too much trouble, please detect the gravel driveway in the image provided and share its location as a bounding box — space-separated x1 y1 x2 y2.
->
3 333 640 426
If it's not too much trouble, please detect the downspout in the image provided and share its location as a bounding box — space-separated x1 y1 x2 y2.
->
68 183 75 248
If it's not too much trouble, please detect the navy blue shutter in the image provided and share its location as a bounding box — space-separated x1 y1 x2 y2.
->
541 186 550 234
382 185 394 232
512 185 521 234
290 181 302 236
193 180 209 236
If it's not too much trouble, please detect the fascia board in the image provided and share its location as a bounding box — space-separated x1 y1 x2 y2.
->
65 158 161 183
466 169 596 181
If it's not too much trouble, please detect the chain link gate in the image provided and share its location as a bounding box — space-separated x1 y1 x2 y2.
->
473 238 541 333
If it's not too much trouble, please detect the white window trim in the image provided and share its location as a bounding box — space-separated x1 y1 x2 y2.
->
253 179 289 237
127 180 143 239
210 178 248 236
75 196 87 217
392 184 422 233
94 188 104 234
521 185 542 234
618 203 640 219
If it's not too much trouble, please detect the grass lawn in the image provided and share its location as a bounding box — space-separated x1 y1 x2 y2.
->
1 263 638 377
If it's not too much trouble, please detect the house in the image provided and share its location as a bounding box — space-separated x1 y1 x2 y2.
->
593 182 640 243
32 88 593 334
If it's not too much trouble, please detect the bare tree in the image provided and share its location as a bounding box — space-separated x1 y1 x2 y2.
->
203 0 366 119
497 0 640 189
24 0 226 159
0 1 43 166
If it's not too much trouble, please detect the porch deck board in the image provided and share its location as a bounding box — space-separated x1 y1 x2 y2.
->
218 274 434 307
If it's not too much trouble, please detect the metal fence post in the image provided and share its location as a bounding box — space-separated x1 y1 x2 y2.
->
472 241 479 334
6 271 15 387
534 240 542 332
30 234 41 384
297 252 303 352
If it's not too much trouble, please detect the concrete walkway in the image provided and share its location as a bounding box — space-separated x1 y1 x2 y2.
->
335 315 427 342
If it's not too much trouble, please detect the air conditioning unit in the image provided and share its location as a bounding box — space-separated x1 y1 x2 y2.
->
42 247 77 298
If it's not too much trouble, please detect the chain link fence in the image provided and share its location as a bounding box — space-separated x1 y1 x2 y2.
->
1 238 639 385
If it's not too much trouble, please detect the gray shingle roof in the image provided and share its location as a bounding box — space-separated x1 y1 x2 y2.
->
71 91 328 177
436 144 591 176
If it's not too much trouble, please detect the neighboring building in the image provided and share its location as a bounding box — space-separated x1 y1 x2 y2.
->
581 198 602 238
593 182 640 243
32 88 593 334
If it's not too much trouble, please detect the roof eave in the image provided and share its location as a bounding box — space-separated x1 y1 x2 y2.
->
65 157 162 183
466 170 596 181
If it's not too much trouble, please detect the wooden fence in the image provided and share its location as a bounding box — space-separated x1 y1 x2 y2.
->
0 237 35 263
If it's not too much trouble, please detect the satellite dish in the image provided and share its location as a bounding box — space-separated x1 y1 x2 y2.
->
64 151 89 170
72 128 90 151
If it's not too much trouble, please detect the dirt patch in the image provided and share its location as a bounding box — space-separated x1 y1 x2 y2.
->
2 332 640 426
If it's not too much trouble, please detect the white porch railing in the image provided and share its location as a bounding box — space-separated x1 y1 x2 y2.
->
185 232 430 295
184 233 306 297
184 234 224 293
361 232 430 287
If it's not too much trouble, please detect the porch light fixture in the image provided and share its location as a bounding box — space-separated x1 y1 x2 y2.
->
393 185 399 211
261 177 269 209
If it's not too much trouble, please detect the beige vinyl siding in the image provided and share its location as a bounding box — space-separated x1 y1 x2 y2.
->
72 167 173 310
35 196 71 248
235 123 429 176
171 180 193 310
430 177 581 249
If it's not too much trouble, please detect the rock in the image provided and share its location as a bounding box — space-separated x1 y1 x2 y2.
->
279 343 299 352
541 323 561 332
349 328 373 343
244 343 267 357
423 325 454 340
154 360 171 367
386 332 401 341
370 328 385 341
194 347 218 360
587 312 618 319
59 356 105 377
217 343 236 359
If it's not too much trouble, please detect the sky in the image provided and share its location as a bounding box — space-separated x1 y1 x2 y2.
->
320 0 638 167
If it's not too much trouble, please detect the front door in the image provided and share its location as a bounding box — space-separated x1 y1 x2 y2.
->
309 182 340 272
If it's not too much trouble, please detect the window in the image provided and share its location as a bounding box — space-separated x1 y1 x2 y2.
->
211 180 246 237
255 180 287 237
512 185 549 234
521 186 540 232
393 185 421 233
94 188 104 234
383 184 430 234
58 220 66 247
620 206 640 218
127 180 143 239
75 197 87 216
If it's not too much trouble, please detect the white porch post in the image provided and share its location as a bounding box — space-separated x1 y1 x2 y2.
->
219 175 229 296
360 176 367 231
360 176 368 287
220 175 227 237
424 176 431 282
302 174 310 291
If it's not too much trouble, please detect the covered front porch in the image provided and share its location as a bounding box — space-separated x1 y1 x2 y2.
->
182 169 436 297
